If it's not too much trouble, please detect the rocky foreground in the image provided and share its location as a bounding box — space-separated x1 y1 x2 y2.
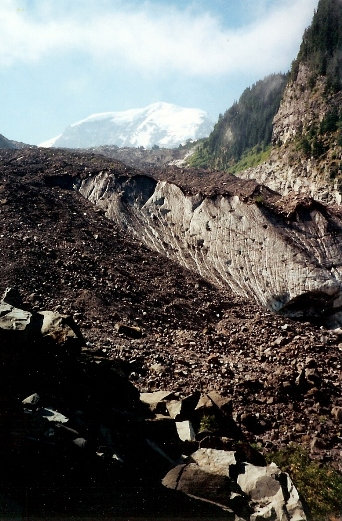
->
0 288 307 520
0 147 341 518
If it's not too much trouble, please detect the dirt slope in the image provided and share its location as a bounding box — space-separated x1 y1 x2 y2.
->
0 147 341 470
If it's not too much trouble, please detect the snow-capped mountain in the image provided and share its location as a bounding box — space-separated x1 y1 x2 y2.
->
40 102 214 149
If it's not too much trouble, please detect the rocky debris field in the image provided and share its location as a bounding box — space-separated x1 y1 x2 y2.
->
0 289 307 520
0 148 341 518
87 143 192 170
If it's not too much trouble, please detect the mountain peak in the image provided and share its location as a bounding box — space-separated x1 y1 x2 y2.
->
40 102 213 149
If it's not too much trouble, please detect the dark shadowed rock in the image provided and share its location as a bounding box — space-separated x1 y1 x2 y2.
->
1 287 23 308
116 323 143 339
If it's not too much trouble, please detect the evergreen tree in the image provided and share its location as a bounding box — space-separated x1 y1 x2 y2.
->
191 74 287 169
291 0 342 91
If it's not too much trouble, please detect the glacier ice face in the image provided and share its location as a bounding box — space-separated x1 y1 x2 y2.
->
78 170 342 327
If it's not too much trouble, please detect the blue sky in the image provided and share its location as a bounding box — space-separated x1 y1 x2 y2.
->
0 0 318 145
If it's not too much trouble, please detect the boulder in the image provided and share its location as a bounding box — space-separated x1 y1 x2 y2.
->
194 394 216 414
0 303 35 362
176 421 196 442
166 400 183 420
208 391 233 415
163 462 236 511
140 390 175 413
72 437 88 449
116 323 143 339
237 462 306 521
166 393 200 420
38 310 84 350
0 303 33 334
190 448 237 475
1 287 23 308
22 393 40 407
0 295 84 358
39 407 69 424
163 449 307 521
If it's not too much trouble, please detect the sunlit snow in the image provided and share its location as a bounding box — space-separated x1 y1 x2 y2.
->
39 102 213 149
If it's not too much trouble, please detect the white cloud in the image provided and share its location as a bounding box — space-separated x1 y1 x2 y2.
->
0 0 318 76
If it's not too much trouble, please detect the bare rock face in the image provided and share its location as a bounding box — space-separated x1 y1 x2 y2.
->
236 153 342 205
238 65 342 203
272 64 335 146
79 172 342 326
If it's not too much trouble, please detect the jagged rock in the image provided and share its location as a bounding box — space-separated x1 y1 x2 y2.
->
163 448 306 520
22 393 40 406
1 287 23 308
166 399 183 420
195 394 216 413
190 448 237 474
0 293 83 356
176 421 196 442
207 391 233 415
38 310 84 349
0 303 35 362
237 462 306 521
39 407 69 423
166 393 200 421
72 437 88 449
162 462 237 512
0 303 32 333
140 390 175 414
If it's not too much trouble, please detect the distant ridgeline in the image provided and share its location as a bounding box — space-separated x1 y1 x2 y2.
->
291 0 342 92
189 74 288 171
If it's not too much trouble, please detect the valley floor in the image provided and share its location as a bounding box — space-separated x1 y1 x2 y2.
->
0 148 341 519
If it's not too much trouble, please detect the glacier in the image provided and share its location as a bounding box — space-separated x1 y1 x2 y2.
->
40 102 213 149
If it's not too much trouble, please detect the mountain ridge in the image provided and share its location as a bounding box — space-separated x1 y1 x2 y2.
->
0 133 29 150
187 0 342 204
188 73 288 170
40 101 214 150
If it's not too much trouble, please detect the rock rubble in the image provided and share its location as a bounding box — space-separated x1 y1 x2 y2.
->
0 291 307 519
0 147 341 518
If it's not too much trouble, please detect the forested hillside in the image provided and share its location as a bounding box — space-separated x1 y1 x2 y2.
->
189 73 287 170
291 0 342 91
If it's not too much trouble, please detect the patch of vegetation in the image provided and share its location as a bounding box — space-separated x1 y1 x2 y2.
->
291 0 342 92
199 414 220 433
296 108 342 160
188 145 213 169
266 444 342 520
320 107 341 133
297 126 328 159
188 74 287 170
228 145 271 174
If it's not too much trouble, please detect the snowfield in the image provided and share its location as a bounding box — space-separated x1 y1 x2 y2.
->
40 102 213 149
